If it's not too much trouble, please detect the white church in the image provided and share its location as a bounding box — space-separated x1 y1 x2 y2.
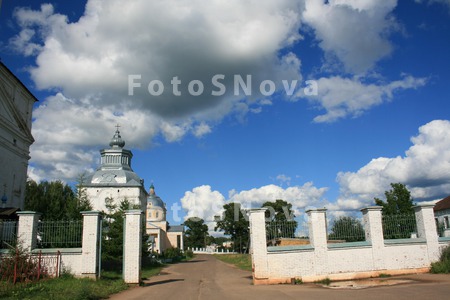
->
84 127 184 253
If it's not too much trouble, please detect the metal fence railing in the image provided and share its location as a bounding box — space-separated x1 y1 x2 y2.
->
327 216 366 242
0 221 17 249
266 221 309 246
382 214 417 239
37 220 83 248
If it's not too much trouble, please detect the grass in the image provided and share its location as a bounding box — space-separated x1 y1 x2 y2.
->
214 254 252 271
315 277 332 286
0 263 164 299
431 246 450 274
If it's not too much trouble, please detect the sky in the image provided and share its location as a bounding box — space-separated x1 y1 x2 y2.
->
1 0 450 228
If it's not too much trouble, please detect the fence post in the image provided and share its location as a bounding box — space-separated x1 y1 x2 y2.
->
17 211 41 251
414 204 439 262
248 208 268 282
81 211 101 279
361 206 384 270
307 208 328 275
123 210 142 284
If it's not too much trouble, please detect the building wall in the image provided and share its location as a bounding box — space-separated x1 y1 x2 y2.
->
0 63 36 209
85 186 147 212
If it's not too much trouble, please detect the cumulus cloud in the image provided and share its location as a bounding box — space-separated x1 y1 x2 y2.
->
336 120 450 209
302 0 399 73
307 75 427 123
11 1 306 181
9 0 428 182
180 182 328 232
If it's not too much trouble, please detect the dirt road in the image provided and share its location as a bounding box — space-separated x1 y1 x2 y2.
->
109 254 450 300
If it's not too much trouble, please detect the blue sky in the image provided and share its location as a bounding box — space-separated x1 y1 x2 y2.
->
1 0 450 226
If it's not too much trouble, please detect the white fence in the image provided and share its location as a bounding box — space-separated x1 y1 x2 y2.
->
249 205 450 285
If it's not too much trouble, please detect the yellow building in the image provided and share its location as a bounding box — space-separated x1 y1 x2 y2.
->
146 184 184 253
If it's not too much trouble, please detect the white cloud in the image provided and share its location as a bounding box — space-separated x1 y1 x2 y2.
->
336 120 450 209
302 0 399 73
307 75 427 123
10 1 306 181
9 1 429 183
416 0 450 10
180 182 329 232
180 185 226 231
276 174 292 185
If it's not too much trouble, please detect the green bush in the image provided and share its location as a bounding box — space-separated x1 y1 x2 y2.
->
185 249 194 259
431 246 450 273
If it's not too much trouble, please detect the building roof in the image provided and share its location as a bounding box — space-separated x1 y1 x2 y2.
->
147 184 165 209
434 195 450 212
85 128 146 189
167 225 184 232
0 62 39 103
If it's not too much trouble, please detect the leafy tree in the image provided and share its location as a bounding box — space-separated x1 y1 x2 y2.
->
375 183 416 239
375 183 415 215
328 216 365 242
214 202 249 253
25 179 91 220
184 217 209 249
262 199 298 240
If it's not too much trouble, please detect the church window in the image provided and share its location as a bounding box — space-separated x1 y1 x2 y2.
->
156 212 159 218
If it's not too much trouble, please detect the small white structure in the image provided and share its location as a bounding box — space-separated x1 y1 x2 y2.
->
0 62 37 209
146 184 184 253
84 128 148 212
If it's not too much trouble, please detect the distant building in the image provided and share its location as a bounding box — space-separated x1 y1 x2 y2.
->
0 62 37 210
84 127 148 212
434 195 450 237
146 184 184 253
85 128 184 252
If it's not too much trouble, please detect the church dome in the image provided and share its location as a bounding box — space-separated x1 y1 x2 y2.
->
109 128 125 148
147 184 165 208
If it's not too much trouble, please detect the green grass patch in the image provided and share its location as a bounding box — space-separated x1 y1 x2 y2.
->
379 273 392 278
214 254 252 271
0 273 128 300
0 263 165 299
315 277 332 286
431 246 450 274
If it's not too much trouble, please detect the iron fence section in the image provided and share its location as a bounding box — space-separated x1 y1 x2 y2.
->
327 216 366 242
0 221 17 249
266 221 309 245
382 214 417 239
37 220 83 248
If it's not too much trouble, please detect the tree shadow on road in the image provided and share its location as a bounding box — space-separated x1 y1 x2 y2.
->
142 279 185 287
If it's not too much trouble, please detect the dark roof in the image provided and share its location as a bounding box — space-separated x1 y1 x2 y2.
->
0 207 20 220
434 196 450 212
167 225 184 233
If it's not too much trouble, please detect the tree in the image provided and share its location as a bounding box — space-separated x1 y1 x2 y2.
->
214 203 249 253
24 179 91 220
184 217 209 249
328 216 365 242
375 183 416 239
374 183 415 215
101 198 149 267
262 199 298 240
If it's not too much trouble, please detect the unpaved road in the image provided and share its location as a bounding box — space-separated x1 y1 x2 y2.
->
109 254 450 300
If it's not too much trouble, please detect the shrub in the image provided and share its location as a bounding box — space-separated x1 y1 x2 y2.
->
431 246 450 273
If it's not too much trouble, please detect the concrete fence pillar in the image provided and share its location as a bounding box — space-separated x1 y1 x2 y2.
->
361 206 384 270
81 211 102 279
307 209 328 275
248 208 268 281
123 210 142 284
17 211 41 251
414 204 439 262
